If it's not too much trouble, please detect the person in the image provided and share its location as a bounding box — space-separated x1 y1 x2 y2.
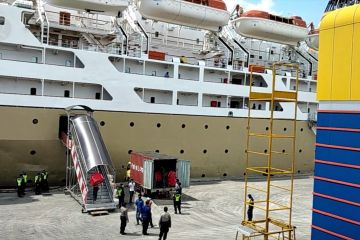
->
22 172 28 195
116 184 125 208
125 162 131 181
128 179 135 204
141 200 152 235
180 56 187 64
34 172 41 195
164 72 170 78
173 193 181 214
135 194 144 225
147 198 154 228
159 206 171 240
175 179 182 194
41 170 49 191
247 194 254 221
93 185 99 203
119 202 129 235
16 174 23 197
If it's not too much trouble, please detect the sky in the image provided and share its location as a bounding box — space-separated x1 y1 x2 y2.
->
225 0 329 26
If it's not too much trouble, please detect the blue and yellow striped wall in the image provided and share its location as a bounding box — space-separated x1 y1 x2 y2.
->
313 4 360 238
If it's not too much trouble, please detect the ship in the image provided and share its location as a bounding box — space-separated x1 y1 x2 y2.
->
0 0 318 186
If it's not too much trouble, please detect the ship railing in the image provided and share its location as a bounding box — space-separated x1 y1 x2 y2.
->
45 10 114 34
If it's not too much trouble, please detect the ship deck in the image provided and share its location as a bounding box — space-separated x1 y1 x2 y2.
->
0 177 313 239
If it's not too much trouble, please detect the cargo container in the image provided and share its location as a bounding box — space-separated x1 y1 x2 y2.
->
130 152 190 195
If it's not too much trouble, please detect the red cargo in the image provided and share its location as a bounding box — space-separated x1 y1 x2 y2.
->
130 152 178 191
148 51 166 61
89 172 104 186
249 64 266 73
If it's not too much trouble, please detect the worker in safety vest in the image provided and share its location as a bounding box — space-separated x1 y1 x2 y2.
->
173 193 181 214
116 184 125 208
125 162 131 181
34 172 41 195
41 170 49 191
16 174 23 197
21 172 27 195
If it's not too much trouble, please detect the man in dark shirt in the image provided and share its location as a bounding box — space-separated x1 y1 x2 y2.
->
247 194 254 221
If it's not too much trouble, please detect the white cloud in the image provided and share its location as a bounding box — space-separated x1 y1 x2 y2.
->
225 0 276 14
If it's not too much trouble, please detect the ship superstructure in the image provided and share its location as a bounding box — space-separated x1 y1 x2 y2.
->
0 0 318 185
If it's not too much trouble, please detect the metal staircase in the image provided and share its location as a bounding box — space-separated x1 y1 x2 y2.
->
62 106 116 213
35 0 49 44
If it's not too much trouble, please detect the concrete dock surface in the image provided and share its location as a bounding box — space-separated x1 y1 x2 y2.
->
0 177 313 240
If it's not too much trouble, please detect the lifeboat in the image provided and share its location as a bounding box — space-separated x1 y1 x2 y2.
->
232 10 308 45
46 0 129 16
137 0 230 32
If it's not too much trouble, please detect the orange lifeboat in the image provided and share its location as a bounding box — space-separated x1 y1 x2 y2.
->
138 0 230 31
232 10 308 45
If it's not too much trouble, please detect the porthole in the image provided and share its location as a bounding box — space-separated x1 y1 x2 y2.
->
100 121 105 126
223 173 227 177
30 150 36 155
284 128 287 131
32 119 38 124
265 127 269 131
201 174 206 178
128 150 132 154
157 123 161 128
225 149 229 153
226 125 230 130
130 122 135 127
264 149 268 153
180 150 184 154
181 124 186 128
297 170 301 174
300 128 304 132
155 150 160 153
299 149 303 153
282 149 286 153
204 124 208 129
203 149 207 154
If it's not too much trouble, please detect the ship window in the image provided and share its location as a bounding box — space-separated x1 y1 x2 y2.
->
32 57 39 63
0 17 4 25
250 55 255 59
259 56 263 60
155 31 159 37
30 88 37 95
150 97 155 103
95 92 101 99
64 90 70 98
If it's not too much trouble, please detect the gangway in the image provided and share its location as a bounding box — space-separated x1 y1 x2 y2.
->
61 105 116 213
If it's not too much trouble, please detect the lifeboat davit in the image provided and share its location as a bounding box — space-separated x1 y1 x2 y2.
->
46 0 129 16
306 26 319 51
232 10 308 45
138 0 230 32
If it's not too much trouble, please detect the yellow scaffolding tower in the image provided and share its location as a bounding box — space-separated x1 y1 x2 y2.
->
241 63 299 240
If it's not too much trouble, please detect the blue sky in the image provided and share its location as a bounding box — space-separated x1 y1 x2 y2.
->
225 0 329 26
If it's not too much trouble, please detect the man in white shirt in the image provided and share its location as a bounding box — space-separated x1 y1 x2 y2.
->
158 207 171 240
128 179 135 204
